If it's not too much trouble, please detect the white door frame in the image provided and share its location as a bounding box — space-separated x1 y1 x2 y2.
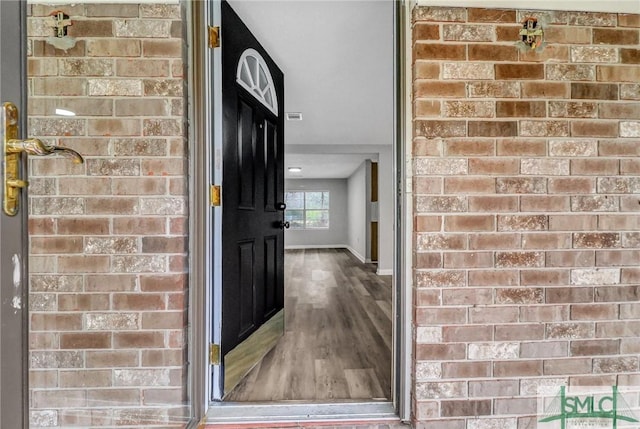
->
397 0 413 421
186 0 222 417
187 0 413 423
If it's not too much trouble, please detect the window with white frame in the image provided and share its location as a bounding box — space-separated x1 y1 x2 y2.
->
285 191 330 229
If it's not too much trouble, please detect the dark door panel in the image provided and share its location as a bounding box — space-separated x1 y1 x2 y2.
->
237 99 256 210
263 235 278 319
221 0 285 367
264 120 278 212
237 240 256 337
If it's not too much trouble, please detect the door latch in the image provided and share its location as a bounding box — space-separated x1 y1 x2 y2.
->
3 102 84 216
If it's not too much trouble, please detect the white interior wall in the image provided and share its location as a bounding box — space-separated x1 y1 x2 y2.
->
347 162 367 263
376 146 394 275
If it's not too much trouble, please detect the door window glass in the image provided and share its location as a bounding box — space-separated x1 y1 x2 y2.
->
236 48 278 115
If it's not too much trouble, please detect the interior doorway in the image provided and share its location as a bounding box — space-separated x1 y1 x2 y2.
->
215 0 396 403
189 0 405 419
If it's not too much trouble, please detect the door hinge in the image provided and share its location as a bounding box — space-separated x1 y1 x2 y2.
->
210 185 221 207
209 343 220 365
208 26 220 48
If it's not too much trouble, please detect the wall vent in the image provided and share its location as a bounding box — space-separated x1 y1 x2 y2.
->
286 112 303 121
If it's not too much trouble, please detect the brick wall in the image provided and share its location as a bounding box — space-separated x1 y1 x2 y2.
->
27 4 188 427
412 7 640 428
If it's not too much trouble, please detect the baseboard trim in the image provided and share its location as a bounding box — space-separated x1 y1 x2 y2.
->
345 246 366 263
283 245 368 265
377 269 393 276
285 244 349 250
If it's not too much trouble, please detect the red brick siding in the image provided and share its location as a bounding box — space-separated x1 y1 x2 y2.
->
27 3 188 428
412 7 640 428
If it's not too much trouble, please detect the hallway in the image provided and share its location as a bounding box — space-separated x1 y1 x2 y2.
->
226 248 392 401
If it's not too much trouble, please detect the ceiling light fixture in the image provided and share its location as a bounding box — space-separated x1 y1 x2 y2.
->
288 167 302 173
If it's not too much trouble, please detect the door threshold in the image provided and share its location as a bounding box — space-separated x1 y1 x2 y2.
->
202 401 398 427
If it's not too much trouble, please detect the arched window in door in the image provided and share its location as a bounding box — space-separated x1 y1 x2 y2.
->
236 48 278 116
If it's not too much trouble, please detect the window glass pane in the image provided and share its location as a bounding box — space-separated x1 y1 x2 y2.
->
246 55 258 82
305 210 329 228
305 191 329 209
258 67 268 91
240 62 252 87
285 191 303 209
284 191 329 229
264 90 273 108
285 210 304 229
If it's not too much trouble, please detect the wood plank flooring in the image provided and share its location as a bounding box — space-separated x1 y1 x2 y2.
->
224 309 284 395
225 248 392 401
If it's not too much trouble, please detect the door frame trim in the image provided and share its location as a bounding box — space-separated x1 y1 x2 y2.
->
0 1 30 427
188 0 412 423
396 0 413 422
186 0 217 419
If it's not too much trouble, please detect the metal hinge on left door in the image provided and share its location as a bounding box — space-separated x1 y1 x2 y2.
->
209 343 220 365
210 185 221 207
208 26 220 48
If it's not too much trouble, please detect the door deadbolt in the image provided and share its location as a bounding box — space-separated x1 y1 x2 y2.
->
279 220 290 230
3 102 84 216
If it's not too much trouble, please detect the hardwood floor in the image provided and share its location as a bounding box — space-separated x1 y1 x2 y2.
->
225 248 392 401
224 310 284 395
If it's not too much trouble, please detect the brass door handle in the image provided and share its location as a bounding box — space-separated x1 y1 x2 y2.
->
7 138 84 164
3 102 84 216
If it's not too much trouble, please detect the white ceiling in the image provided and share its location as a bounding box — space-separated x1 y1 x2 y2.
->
228 0 395 179
285 153 376 179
